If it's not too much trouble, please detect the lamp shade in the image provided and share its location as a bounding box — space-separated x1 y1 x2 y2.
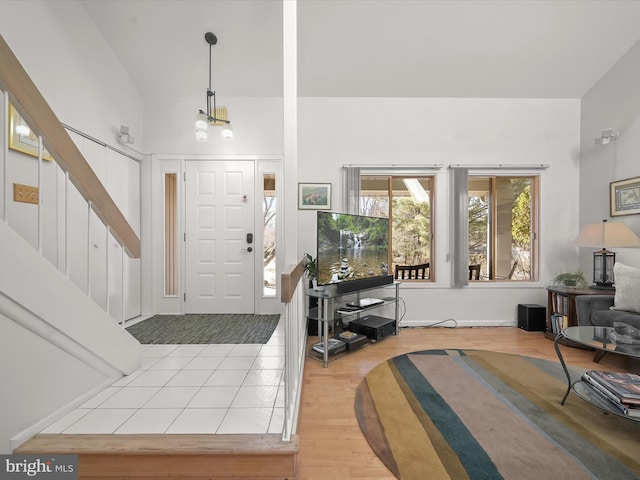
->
573 220 640 248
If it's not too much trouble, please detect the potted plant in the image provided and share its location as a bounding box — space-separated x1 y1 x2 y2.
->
552 271 588 288
303 254 321 290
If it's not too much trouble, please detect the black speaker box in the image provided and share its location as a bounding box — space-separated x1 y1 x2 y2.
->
517 304 546 331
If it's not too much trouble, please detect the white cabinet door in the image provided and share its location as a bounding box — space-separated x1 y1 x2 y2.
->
89 209 107 310
108 231 123 322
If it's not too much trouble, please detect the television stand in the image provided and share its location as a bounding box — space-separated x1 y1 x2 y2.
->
306 281 400 367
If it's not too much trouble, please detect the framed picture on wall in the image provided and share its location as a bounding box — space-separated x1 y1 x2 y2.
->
610 176 640 216
8 103 53 161
298 183 331 210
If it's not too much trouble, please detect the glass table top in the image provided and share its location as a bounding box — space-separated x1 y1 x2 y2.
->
562 326 640 359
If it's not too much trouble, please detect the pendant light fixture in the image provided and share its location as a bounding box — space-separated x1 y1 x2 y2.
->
195 32 232 141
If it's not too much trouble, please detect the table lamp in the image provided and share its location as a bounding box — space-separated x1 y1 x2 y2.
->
573 219 640 288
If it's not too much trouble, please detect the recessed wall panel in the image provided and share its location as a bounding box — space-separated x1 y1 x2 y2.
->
198 239 216 264
198 273 215 298
224 273 242 298
225 239 242 264
197 205 215 230
224 171 243 196
224 205 242 230
197 171 216 196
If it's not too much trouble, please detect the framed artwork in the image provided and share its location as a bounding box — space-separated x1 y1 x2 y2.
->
298 183 331 210
8 103 53 161
610 176 640 216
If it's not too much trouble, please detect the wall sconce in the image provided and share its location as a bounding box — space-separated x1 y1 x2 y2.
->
116 125 134 145
195 32 232 141
594 128 618 145
573 219 640 288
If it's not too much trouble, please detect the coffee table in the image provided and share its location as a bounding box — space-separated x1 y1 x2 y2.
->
554 326 640 422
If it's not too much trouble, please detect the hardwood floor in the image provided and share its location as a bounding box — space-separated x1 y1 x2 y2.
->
295 326 639 480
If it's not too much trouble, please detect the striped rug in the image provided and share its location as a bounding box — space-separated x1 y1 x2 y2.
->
355 349 640 480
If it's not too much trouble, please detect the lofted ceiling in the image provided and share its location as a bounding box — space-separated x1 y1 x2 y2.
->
81 0 640 100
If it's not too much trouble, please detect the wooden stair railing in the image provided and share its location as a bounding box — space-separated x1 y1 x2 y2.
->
0 34 140 258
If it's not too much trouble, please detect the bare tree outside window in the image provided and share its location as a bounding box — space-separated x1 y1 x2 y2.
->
263 174 276 296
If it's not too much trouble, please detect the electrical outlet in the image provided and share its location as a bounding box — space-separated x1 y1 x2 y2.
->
13 183 39 204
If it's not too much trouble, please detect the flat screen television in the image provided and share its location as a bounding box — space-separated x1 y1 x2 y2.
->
316 211 391 289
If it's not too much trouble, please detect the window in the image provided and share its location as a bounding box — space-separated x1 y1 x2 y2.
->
164 173 177 296
360 175 434 280
468 176 538 281
263 174 276 296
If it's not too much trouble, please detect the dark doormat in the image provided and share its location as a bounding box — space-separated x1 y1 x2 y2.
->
126 314 281 344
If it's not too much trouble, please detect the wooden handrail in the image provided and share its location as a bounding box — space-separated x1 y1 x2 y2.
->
0 35 140 258
281 258 306 303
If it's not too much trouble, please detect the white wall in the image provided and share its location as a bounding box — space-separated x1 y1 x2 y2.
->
143 97 283 156
579 39 640 272
0 312 110 454
0 1 143 148
298 97 582 325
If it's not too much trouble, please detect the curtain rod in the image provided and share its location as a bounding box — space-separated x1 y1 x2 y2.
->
448 164 549 169
343 164 443 169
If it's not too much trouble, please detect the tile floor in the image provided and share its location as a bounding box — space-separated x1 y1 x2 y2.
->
42 321 285 435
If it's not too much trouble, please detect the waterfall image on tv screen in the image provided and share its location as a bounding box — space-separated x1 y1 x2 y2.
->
316 211 389 286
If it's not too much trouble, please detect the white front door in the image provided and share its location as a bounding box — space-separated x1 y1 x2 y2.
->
185 160 255 313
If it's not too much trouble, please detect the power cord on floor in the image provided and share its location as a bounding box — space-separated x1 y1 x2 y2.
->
399 318 459 329
396 296 459 328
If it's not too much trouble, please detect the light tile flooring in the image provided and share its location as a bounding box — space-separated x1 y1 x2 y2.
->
41 321 285 435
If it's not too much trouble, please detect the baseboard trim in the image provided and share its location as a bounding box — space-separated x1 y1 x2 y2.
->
400 319 517 328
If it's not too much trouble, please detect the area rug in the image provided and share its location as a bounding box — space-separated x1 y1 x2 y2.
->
355 349 640 480
126 314 280 344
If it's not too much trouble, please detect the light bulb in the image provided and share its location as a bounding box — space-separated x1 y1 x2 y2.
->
195 111 209 142
195 130 208 142
221 123 233 139
195 112 208 131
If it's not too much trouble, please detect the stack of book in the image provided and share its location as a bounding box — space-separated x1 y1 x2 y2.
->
550 313 568 334
581 370 640 418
